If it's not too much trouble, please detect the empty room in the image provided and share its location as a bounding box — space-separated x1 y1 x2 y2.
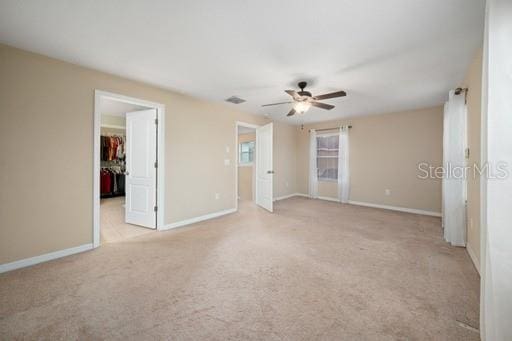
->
1 1 511 340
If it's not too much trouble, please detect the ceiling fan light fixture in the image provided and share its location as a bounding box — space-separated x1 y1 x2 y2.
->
261 81 346 117
294 101 311 114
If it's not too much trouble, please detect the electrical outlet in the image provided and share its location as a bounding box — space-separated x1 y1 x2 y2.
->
285 181 289 188
226 146 230 153
215 193 220 200
385 189 391 196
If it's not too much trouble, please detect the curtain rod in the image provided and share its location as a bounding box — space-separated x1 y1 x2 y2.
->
308 125 352 132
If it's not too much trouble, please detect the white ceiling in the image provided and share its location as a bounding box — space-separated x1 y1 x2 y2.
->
100 98 149 116
0 0 484 124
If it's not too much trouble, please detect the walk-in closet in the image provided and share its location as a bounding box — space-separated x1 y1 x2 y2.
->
99 97 156 243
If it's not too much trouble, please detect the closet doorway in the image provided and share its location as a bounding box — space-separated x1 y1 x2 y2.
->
93 91 165 247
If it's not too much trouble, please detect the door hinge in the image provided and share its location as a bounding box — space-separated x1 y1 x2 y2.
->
155 118 158 125
154 161 158 168
154 206 158 212
465 148 470 159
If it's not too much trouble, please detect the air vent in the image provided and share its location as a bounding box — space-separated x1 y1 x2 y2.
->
225 96 246 104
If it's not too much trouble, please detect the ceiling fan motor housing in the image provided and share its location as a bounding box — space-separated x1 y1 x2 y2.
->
297 81 311 98
297 91 312 98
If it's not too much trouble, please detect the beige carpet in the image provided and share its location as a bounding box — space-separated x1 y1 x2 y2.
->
0 197 480 340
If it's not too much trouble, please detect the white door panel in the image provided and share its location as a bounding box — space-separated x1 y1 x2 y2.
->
256 122 273 212
125 109 157 228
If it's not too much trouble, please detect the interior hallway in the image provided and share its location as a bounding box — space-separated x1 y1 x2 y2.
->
0 198 479 340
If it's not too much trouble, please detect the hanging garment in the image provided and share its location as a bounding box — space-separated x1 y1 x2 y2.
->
101 136 108 161
100 169 112 194
112 172 118 193
108 136 119 161
116 173 125 194
116 136 125 159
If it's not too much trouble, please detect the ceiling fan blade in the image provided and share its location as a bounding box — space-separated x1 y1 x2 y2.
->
287 108 296 116
313 90 347 100
261 101 293 107
285 90 300 100
311 101 335 110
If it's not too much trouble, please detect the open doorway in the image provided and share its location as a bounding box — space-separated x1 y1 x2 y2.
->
237 125 256 206
236 121 274 212
93 91 165 247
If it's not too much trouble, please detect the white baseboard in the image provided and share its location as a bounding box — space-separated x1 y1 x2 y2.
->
275 193 338 201
0 243 93 274
348 200 442 217
466 244 480 274
274 193 314 201
272 194 441 218
318 196 340 202
273 193 298 201
160 208 237 230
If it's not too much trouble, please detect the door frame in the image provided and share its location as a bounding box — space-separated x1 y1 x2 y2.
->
93 90 166 248
235 121 260 211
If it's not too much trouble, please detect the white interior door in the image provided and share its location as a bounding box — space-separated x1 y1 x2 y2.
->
125 109 157 228
255 122 273 212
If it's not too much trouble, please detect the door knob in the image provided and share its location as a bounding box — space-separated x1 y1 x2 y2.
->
267 170 274 174
125 171 130 176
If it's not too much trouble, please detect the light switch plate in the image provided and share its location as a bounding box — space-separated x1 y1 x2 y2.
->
224 159 230 166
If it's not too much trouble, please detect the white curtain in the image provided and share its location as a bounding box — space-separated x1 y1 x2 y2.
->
338 126 350 203
442 90 467 246
309 129 318 198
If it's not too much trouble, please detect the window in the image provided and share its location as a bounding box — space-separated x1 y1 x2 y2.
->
317 135 339 181
239 141 255 165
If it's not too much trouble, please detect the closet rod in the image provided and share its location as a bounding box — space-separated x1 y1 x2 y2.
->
309 125 352 132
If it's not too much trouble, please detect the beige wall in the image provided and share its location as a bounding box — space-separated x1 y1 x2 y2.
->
1 44 294 264
462 49 482 270
101 114 125 127
297 107 444 213
101 115 126 135
238 133 255 201
100 127 125 136
273 122 298 199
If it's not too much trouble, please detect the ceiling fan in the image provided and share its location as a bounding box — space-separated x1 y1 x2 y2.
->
262 81 346 117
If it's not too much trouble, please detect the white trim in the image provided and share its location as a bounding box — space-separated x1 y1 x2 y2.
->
0 243 93 273
318 178 338 183
161 208 236 230
466 243 481 275
348 200 442 217
235 121 259 211
94 90 166 248
235 121 260 130
317 132 340 137
238 163 254 167
318 196 340 202
273 193 298 201
272 194 442 217
100 124 126 130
